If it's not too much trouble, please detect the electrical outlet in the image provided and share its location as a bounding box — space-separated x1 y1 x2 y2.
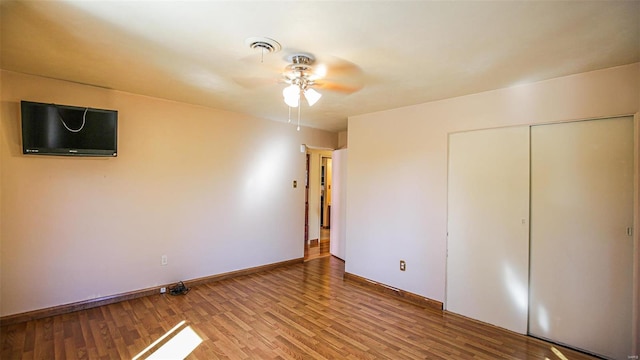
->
161 255 168 266
160 287 167 294
400 260 406 271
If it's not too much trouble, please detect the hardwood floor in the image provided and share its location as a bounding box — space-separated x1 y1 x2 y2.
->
304 228 330 261
1 257 599 359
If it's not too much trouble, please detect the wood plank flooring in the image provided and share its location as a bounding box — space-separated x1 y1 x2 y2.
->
304 228 331 261
1 257 599 359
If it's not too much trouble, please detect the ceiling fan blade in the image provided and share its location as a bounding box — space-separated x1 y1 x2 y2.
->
314 80 363 94
234 51 365 94
314 55 364 79
235 51 288 80
310 55 365 93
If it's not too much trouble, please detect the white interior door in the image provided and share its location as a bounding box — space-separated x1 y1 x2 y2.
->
447 126 530 334
529 117 634 360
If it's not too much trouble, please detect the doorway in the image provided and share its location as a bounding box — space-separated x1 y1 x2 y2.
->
304 149 332 261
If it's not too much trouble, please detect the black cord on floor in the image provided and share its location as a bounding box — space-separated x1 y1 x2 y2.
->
169 281 190 296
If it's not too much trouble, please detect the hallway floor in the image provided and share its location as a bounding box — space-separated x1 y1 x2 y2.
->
304 228 330 261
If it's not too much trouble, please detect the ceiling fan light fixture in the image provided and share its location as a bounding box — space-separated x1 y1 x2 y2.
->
283 84 300 107
304 88 322 106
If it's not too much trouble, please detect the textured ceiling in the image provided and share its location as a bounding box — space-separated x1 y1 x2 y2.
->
1 1 639 132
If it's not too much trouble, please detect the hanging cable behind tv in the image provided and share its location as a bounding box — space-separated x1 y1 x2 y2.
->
55 104 87 133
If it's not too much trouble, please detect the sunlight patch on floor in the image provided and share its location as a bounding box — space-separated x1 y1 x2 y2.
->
133 320 203 360
551 346 569 360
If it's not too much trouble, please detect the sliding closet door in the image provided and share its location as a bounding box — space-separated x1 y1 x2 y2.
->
529 117 634 360
447 126 530 334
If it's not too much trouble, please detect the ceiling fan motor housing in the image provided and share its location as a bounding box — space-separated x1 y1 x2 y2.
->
285 54 317 89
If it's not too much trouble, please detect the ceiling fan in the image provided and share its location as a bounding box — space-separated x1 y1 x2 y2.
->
242 37 364 129
280 53 366 129
281 53 324 108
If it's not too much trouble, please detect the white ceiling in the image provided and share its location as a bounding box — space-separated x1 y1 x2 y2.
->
1 1 639 132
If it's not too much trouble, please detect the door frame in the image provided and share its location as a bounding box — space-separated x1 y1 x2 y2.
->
303 146 335 259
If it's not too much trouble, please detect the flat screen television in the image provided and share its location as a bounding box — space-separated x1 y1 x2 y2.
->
21 100 118 157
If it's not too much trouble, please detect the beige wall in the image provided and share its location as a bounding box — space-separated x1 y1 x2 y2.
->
337 131 347 149
0 70 337 316
346 63 640 303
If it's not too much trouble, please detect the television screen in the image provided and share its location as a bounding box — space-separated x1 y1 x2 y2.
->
21 100 118 157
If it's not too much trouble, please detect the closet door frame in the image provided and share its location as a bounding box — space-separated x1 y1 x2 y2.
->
446 125 531 334
633 113 640 359
445 114 639 357
529 116 635 360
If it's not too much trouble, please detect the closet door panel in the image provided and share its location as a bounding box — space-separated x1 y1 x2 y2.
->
447 126 530 334
529 117 634 360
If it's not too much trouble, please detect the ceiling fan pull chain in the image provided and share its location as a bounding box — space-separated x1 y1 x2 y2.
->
288 106 291 123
